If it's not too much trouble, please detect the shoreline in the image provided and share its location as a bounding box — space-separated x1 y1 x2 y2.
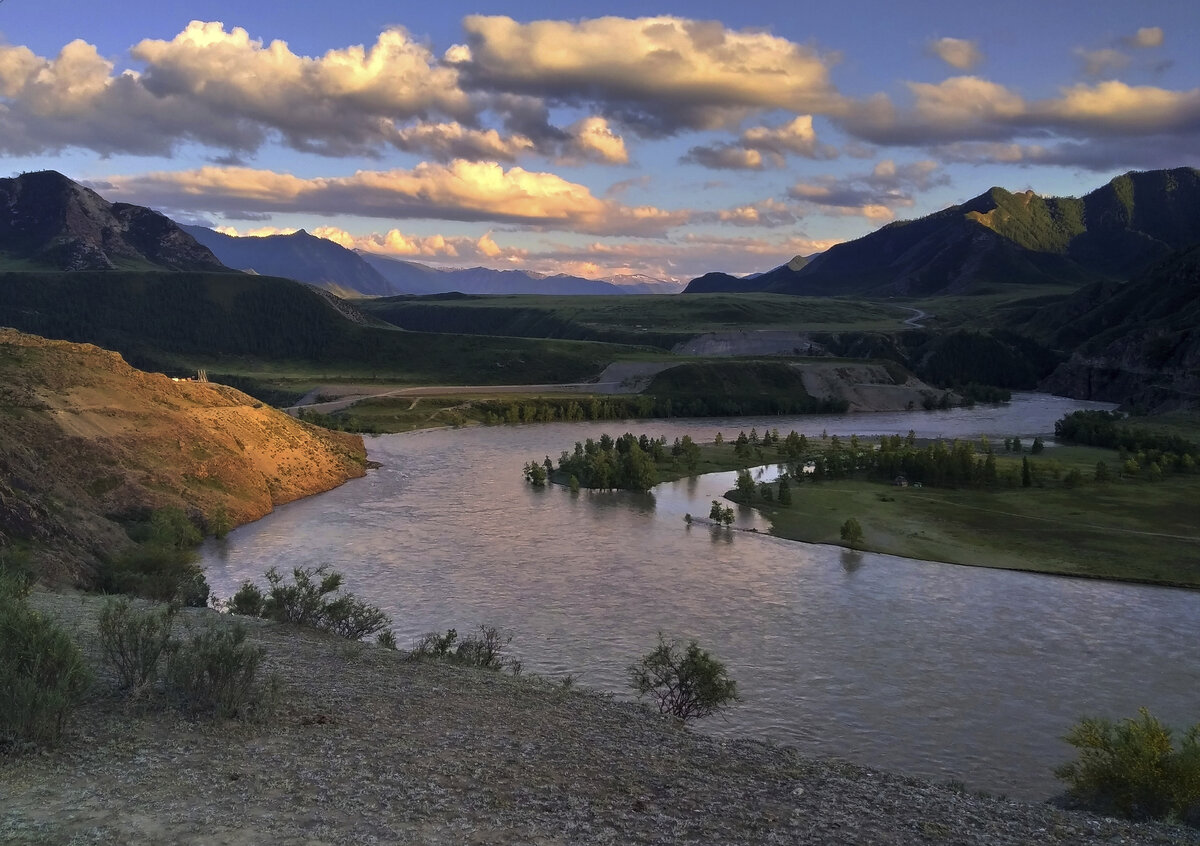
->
4 590 1196 846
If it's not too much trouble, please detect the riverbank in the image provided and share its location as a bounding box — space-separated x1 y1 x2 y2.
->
3 590 1195 846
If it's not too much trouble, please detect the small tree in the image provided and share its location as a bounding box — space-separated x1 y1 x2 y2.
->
840 517 864 549
777 477 792 506
522 460 548 487
735 469 756 498
628 634 738 722
1022 456 1033 488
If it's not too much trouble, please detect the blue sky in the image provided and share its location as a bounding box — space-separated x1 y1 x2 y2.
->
2 1 1197 280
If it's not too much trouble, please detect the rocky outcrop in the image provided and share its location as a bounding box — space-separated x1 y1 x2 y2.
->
0 329 367 584
0 171 227 271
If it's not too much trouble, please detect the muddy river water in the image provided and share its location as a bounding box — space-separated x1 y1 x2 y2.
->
201 394 1199 800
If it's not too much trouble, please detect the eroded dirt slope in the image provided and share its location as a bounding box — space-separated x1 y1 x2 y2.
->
0 329 366 584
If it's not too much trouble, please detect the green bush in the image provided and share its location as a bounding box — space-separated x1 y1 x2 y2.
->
376 630 397 650
0 592 92 745
227 581 265 617
97 598 176 689
235 565 390 642
628 633 738 722
1055 707 1200 823
408 625 515 671
164 622 269 720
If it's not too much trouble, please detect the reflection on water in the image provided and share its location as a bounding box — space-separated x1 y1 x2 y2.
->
200 394 1199 800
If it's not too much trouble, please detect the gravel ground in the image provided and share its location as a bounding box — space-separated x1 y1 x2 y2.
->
3 591 1197 846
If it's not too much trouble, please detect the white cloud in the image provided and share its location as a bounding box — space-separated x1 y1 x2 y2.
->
928 37 983 71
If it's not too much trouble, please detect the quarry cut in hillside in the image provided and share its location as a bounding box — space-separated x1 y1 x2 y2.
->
0 329 367 584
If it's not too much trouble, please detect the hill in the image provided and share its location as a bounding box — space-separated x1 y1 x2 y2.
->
1033 244 1200 410
0 329 367 585
684 168 1200 296
683 255 812 294
183 226 396 296
0 171 226 272
0 270 644 398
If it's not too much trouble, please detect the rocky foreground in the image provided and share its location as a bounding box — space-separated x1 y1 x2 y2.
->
2 591 1196 846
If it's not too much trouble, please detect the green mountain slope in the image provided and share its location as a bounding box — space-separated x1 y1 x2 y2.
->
0 272 644 392
686 168 1200 297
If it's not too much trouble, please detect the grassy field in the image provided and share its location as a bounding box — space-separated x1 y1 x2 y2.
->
358 292 908 348
753 475 1200 587
599 431 1200 588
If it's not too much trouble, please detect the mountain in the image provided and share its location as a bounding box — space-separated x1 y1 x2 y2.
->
0 171 226 272
358 251 677 296
0 328 366 585
183 226 396 296
1034 244 1200 410
683 255 811 294
684 168 1200 296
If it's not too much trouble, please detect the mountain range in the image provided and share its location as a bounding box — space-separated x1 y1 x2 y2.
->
684 167 1200 296
185 224 683 296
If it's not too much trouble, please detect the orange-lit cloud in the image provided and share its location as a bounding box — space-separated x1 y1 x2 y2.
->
685 115 838 170
106 162 688 235
449 15 842 135
788 159 947 220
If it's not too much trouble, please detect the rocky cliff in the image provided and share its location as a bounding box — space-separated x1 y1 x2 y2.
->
0 329 367 584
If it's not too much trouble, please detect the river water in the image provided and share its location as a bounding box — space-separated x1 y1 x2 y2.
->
200 393 1200 800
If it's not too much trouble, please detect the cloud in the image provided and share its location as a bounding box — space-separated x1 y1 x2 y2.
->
563 116 630 164
931 137 1200 172
389 122 536 162
788 159 948 220
928 37 983 71
131 21 473 155
1035 80 1200 134
705 198 799 228
683 115 837 169
1123 27 1164 49
449 15 842 135
682 145 765 170
104 162 688 236
837 75 1200 151
1076 47 1130 77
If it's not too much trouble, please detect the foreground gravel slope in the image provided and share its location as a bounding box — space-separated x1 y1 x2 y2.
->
3 591 1196 846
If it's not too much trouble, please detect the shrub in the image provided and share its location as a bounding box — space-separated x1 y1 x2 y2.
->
226 581 265 617
98 598 176 689
102 544 209 607
376 630 398 650
321 594 391 641
0 592 92 745
1055 707 1200 823
628 633 738 722
164 622 268 720
248 565 390 642
408 624 515 671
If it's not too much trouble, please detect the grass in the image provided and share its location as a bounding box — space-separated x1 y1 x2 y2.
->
754 475 1200 586
575 430 1200 588
358 292 909 347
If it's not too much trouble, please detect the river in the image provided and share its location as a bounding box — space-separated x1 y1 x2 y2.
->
200 393 1200 800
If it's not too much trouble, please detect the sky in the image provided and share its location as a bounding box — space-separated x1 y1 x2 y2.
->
2 1 1198 282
